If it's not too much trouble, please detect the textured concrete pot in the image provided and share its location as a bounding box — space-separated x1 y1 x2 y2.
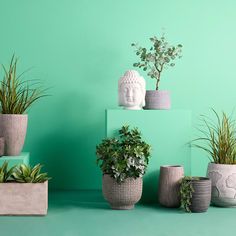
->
102 174 142 210
0 181 48 215
158 165 184 207
144 90 171 110
0 137 4 156
207 163 236 207
189 177 211 213
0 114 28 156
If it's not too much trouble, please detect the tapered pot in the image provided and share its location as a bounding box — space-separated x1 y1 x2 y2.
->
158 165 184 207
144 90 171 110
0 181 48 215
189 177 211 213
0 114 28 156
102 174 142 210
207 163 236 207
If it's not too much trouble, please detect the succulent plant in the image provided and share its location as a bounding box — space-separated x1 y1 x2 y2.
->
0 161 15 183
12 164 50 183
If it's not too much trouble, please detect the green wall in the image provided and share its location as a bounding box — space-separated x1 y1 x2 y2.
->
0 0 236 189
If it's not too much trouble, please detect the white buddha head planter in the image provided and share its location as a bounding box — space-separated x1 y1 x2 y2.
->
118 70 146 110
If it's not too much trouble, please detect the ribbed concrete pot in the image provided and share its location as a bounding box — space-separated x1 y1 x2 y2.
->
207 163 236 207
0 137 5 156
189 178 211 213
158 165 184 207
0 181 48 215
0 114 28 156
144 90 171 110
102 174 142 210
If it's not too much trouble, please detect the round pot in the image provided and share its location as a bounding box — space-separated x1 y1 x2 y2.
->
189 177 211 213
102 174 142 210
0 137 5 156
144 90 171 110
158 165 184 207
0 114 28 156
207 163 236 207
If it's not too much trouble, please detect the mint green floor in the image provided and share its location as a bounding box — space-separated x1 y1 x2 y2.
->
0 190 235 236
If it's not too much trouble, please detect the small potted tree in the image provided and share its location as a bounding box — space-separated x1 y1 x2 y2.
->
0 55 48 156
0 161 50 215
193 109 236 207
180 176 211 213
96 125 151 209
132 35 182 109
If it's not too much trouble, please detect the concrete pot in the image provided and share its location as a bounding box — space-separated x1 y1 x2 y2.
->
102 174 142 210
0 137 4 156
189 177 211 213
158 165 184 207
144 90 171 110
0 181 48 215
0 114 28 156
207 163 236 207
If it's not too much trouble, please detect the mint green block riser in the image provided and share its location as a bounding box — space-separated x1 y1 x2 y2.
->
0 152 30 168
106 109 191 203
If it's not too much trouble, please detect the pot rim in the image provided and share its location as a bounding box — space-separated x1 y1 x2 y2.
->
208 162 236 166
185 177 210 182
161 165 183 168
103 173 142 180
0 114 28 117
146 90 170 93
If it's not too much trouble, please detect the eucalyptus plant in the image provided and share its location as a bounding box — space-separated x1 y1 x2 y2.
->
0 161 15 183
132 35 182 90
0 55 48 114
12 164 51 183
193 109 236 164
96 125 151 183
179 176 199 213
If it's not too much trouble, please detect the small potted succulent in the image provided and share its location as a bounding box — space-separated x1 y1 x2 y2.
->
193 109 236 207
0 55 47 156
0 161 50 215
96 125 151 210
132 35 182 109
180 176 211 213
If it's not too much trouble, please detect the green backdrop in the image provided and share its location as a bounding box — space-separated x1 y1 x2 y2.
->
0 0 236 189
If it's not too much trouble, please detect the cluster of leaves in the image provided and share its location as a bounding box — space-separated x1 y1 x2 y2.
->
132 35 182 90
0 161 50 183
96 125 151 183
179 176 199 213
0 55 48 114
193 109 236 164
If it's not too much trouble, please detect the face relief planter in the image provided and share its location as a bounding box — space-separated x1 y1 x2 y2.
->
0 114 28 156
0 181 48 215
189 178 211 213
144 90 171 110
102 174 142 210
207 163 236 207
158 165 184 207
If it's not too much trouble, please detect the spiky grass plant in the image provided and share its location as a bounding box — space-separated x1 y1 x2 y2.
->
0 161 15 183
0 55 47 114
193 109 236 164
12 164 51 183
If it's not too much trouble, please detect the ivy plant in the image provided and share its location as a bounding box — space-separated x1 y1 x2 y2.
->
179 176 199 213
132 35 182 90
96 125 151 183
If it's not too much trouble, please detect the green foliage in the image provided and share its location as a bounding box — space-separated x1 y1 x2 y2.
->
12 164 51 183
193 109 236 164
132 35 182 90
0 161 15 183
0 54 48 114
96 125 151 183
179 176 199 213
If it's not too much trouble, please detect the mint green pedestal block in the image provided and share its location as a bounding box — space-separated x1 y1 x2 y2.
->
0 152 30 168
106 109 191 203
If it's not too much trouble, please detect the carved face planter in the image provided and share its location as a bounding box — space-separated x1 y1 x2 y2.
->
118 70 146 110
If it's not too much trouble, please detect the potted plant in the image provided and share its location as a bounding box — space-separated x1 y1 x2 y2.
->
96 125 151 209
180 176 211 213
0 55 47 156
0 161 50 215
193 110 236 207
132 35 182 109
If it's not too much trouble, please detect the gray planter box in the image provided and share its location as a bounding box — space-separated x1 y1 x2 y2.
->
0 181 48 215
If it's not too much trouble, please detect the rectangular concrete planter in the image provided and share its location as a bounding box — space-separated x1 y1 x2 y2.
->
0 181 48 215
